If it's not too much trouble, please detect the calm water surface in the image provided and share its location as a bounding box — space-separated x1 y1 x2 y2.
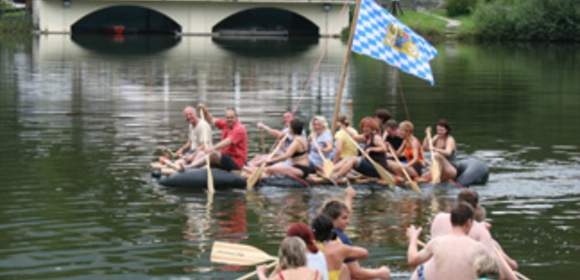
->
1 35 579 279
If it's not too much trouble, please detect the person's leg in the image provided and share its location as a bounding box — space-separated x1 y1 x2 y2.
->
332 157 358 179
265 163 304 178
434 153 457 182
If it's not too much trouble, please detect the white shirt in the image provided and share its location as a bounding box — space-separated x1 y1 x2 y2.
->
188 119 212 151
307 251 329 280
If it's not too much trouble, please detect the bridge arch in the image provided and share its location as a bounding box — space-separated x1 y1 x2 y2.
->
212 7 319 37
71 5 181 34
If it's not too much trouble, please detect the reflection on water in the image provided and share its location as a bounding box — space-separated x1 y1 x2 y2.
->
0 35 580 279
71 34 181 55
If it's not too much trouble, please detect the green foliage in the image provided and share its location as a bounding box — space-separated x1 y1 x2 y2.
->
446 0 477 17
473 0 580 41
398 10 448 42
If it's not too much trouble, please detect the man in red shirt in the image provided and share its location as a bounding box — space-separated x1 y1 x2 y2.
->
200 106 248 171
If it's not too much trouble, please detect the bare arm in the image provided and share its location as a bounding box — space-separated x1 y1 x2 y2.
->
211 138 232 152
269 139 299 163
407 226 432 267
176 140 192 156
342 244 369 261
435 136 456 158
258 122 284 139
365 134 386 154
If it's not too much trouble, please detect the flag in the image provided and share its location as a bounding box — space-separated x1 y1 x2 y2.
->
352 0 438 85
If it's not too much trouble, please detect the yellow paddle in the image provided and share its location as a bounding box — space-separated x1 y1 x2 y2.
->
246 134 289 190
199 109 214 194
312 137 334 178
344 133 395 185
425 127 441 185
387 145 421 193
210 241 277 266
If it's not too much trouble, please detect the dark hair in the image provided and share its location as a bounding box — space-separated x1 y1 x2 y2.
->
287 223 318 253
385 119 398 129
311 215 336 242
290 119 304 135
338 114 350 127
457 189 479 209
436 119 451 134
450 202 474 227
375 109 391 124
321 200 349 220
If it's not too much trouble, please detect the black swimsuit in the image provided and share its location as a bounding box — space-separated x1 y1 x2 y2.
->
290 140 315 178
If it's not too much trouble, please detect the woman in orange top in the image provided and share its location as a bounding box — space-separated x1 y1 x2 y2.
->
391 120 424 179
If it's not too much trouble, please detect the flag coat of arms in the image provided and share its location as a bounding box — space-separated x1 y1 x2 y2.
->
352 0 438 85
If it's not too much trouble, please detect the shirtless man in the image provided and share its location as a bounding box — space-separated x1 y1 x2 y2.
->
430 190 519 271
407 203 512 280
320 188 391 280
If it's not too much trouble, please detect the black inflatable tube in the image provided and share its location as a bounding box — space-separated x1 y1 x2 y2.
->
454 157 489 187
157 168 246 190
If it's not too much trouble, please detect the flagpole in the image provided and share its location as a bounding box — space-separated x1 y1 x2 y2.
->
331 0 362 135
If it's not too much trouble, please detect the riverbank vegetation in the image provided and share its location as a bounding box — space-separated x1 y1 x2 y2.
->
390 0 580 42
0 2 32 37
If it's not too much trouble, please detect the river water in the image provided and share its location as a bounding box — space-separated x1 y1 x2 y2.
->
0 35 579 279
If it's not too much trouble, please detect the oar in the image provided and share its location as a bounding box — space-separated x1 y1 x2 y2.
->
235 260 279 280
425 127 441 184
344 133 395 185
210 241 277 266
200 109 214 194
246 134 289 190
387 145 421 193
416 240 529 280
312 137 334 178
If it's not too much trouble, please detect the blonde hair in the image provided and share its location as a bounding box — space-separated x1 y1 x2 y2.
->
309 115 329 139
473 248 499 277
278 236 307 270
399 120 414 133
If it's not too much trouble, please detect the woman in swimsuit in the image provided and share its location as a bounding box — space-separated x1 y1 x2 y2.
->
257 236 322 280
266 119 315 179
422 119 458 182
391 120 424 179
311 215 369 280
332 117 388 179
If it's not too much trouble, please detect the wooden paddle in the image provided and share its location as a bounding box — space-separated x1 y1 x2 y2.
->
199 109 214 194
312 136 334 178
210 241 277 266
387 145 421 193
235 260 279 280
416 240 529 280
246 134 289 190
425 127 441 184
344 133 395 185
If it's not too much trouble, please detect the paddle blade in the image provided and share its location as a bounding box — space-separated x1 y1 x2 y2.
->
211 241 276 266
371 161 395 185
322 160 334 178
408 181 422 194
246 165 265 190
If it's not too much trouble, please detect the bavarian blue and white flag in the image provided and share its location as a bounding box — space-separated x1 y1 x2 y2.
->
352 0 438 85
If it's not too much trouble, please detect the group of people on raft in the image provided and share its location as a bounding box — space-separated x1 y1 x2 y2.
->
255 188 520 280
152 104 459 186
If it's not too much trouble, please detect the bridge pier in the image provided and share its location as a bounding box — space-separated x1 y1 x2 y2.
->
34 0 351 36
